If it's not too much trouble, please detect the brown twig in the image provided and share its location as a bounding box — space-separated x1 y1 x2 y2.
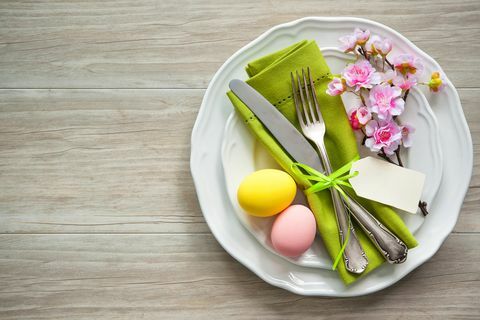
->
403 89 410 102
359 90 367 105
385 57 394 70
357 46 369 60
360 128 368 145
377 151 395 164
395 148 404 167
361 135 367 146
418 201 429 216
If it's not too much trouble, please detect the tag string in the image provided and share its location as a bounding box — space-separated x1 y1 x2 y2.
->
291 156 359 271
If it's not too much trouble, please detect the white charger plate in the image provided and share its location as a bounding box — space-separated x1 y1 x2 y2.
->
190 17 473 296
221 50 443 268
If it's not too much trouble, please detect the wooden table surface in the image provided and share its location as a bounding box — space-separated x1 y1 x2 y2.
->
0 1 479 319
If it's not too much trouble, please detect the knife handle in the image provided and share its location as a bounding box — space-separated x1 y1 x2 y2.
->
342 195 408 264
316 142 407 264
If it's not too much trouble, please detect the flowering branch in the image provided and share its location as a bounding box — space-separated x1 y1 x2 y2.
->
328 27 444 216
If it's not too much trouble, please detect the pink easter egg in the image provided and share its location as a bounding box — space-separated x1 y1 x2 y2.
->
271 204 316 257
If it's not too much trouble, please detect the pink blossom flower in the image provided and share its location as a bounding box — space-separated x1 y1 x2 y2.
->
400 124 415 148
393 54 424 76
353 28 370 45
428 72 445 92
366 35 392 56
339 34 357 53
348 106 371 130
326 78 346 96
365 35 380 54
376 38 392 56
349 109 361 130
365 120 402 155
393 74 417 90
356 106 372 125
369 84 405 120
342 60 381 92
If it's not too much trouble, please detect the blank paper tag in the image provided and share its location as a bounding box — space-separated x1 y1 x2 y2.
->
349 157 425 214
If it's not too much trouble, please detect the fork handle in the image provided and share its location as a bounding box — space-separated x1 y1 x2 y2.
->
316 144 368 274
330 184 369 273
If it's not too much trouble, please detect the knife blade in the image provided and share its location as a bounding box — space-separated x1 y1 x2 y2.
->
229 79 324 172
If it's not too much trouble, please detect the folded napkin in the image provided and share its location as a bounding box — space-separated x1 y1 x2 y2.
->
227 40 417 285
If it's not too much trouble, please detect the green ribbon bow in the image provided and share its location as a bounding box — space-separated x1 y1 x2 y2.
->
291 156 359 270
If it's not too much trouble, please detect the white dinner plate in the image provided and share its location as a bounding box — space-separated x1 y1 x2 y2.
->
190 17 473 296
221 49 443 268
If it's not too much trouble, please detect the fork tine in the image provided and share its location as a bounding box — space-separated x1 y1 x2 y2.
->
296 70 310 124
302 68 317 123
307 67 323 123
291 72 305 126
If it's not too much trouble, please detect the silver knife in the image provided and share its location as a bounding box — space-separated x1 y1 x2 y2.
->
229 79 408 265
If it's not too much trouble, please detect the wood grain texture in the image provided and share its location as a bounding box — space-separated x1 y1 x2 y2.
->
0 233 479 320
0 88 478 234
0 89 207 234
0 0 479 318
0 0 479 89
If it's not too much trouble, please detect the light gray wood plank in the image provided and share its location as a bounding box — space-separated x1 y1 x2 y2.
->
456 186 480 233
460 88 480 187
0 0 479 88
0 89 207 233
0 233 478 319
0 88 478 234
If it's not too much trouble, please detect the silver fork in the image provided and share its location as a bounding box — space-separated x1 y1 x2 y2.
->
291 69 368 274
291 67 408 266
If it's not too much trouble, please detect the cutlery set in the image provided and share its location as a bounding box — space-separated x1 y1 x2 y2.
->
229 67 408 274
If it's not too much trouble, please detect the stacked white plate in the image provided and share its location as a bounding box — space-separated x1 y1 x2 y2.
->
190 17 473 296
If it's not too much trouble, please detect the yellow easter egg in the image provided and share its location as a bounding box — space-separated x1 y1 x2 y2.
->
237 169 297 217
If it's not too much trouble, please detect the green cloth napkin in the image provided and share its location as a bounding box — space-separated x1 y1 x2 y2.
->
227 40 417 285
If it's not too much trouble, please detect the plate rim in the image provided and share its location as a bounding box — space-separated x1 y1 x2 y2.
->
190 16 473 296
